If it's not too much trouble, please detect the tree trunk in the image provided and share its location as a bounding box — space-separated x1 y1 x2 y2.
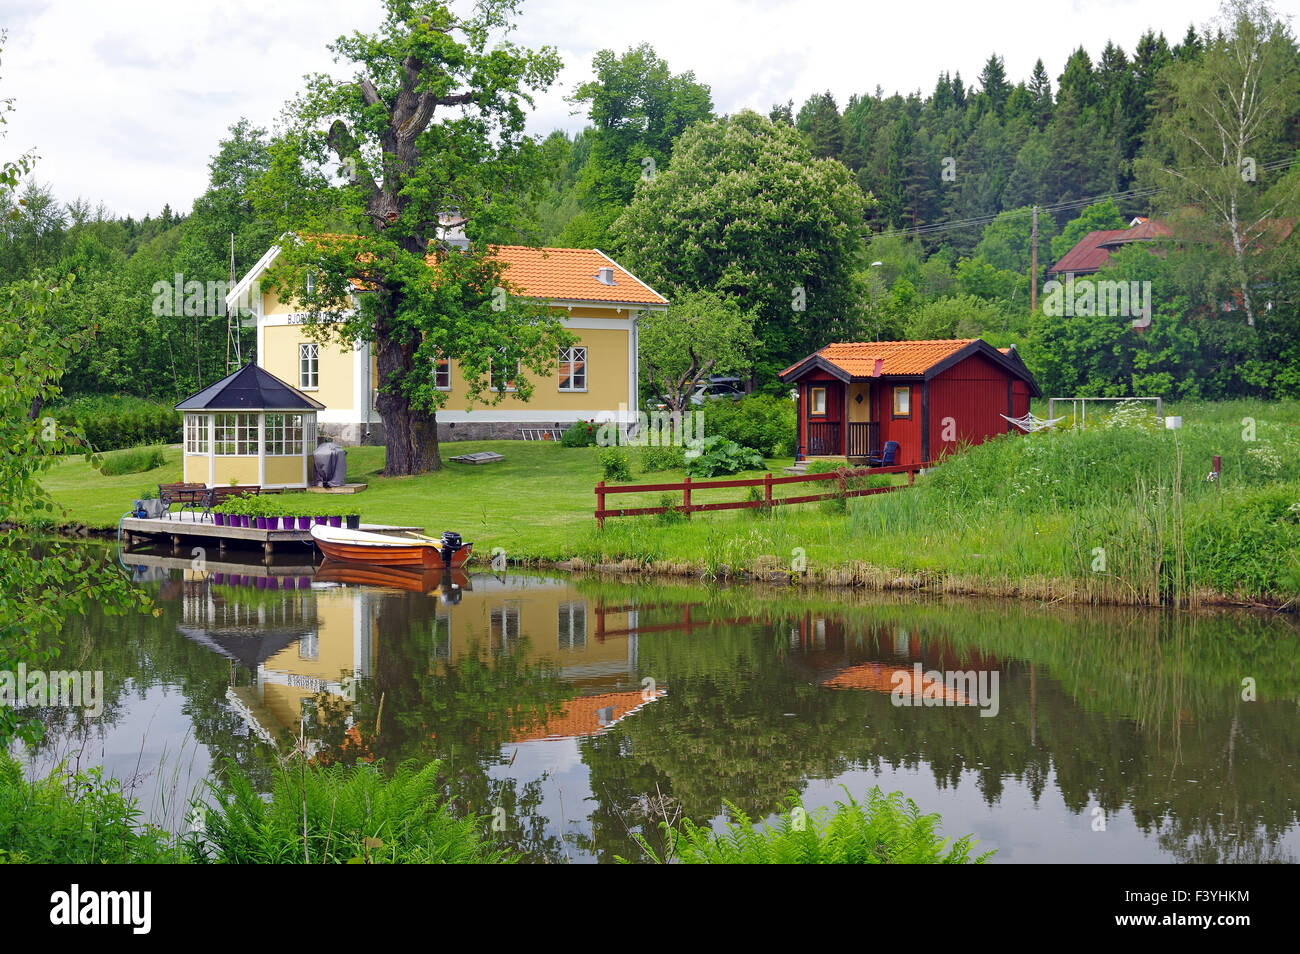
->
373 311 441 475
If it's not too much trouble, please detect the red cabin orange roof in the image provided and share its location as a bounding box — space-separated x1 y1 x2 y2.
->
780 339 978 379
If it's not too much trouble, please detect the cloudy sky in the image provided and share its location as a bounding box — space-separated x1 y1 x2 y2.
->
1 0 1258 218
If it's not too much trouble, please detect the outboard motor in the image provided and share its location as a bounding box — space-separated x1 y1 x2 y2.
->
438 569 462 605
439 531 463 568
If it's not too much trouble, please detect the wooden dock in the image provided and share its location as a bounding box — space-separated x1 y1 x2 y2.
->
121 515 424 556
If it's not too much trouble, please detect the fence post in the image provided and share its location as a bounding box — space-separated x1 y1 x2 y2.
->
908 466 915 486
764 472 773 507
682 475 692 519
838 467 847 500
596 480 605 529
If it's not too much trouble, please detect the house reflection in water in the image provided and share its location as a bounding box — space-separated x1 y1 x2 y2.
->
166 559 664 745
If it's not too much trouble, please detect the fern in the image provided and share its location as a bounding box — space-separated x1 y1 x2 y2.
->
629 787 993 864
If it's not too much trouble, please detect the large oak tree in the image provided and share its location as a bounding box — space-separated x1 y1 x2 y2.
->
254 0 567 474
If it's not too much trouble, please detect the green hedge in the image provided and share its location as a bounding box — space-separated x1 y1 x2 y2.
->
53 395 181 452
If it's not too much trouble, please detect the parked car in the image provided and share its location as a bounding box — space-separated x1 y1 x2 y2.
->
646 379 745 410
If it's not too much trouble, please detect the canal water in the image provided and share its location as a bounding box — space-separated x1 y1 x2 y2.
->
13 547 1300 863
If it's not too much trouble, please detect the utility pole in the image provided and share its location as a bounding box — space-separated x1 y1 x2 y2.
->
1030 205 1039 313
226 232 242 372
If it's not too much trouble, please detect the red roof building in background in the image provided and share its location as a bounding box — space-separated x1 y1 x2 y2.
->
1046 217 1172 278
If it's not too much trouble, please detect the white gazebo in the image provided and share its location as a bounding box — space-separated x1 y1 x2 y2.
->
175 364 324 488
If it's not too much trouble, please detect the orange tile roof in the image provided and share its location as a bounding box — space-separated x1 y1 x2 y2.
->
480 246 667 305
509 688 665 743
782 339 977 378
295 234 666 305
822 663 971 704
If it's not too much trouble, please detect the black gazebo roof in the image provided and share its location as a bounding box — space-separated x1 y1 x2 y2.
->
175 364 325 412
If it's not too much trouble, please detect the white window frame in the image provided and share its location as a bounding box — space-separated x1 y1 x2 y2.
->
489 355 519 393
433 353 451 391
490 604 522 650
299 342 319 390
184 414 209 454
558 346 587 392
265 413 305 456
558 601 587 650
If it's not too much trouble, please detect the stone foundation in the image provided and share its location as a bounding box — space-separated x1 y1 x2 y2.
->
322 420 574 446
437 421 569 442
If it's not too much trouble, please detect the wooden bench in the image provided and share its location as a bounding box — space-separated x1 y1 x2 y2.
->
158 482 208 519
199 485 260 520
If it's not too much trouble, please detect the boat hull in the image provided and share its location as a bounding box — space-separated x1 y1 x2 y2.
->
315 561 471 593
311 528 473 569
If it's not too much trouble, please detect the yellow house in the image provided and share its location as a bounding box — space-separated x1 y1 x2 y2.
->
225 242 669 444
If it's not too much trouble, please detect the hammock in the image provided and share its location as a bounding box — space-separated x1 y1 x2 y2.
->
1001 412 1065 433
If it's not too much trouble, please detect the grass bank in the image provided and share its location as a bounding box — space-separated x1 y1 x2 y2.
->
34 399 1300 606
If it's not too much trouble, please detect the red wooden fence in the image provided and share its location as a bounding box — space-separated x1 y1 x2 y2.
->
594 462 932 528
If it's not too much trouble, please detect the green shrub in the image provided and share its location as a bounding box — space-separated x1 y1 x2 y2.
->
640 444 686 472
97 444 168 476
631 788 992 864
656 492 687 525
698 395 795 456
54 395 182 452
599 447 632 481
560 419 600 447
0 753 185 864
685 436 765 478
199 759 506 864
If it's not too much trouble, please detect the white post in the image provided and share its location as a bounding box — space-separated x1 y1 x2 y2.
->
258 413 266 487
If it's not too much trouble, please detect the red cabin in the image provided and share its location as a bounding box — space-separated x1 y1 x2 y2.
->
778 339 1040 466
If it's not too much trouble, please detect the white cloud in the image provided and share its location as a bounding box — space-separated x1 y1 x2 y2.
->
2 0 1232 218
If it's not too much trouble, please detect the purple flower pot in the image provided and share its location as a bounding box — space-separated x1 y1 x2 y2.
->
213 573 224 584
238 516 250 528
329 516 342 528
256 577 267 589
297 516 310 530
214 513 226 526
253 517 265 530
314 516 327 525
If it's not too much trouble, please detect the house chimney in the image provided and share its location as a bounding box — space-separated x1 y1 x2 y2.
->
596 267 615 285
871 358 884 378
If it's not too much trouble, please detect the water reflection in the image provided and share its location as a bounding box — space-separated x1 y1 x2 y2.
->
18 546 1300 864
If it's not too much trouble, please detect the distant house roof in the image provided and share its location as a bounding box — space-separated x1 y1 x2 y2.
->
778 338 1040 395
1047 219 1172 276
175 363 326 411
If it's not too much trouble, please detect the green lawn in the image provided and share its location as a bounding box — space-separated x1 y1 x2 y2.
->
34 399 1300 605
36 439 800 558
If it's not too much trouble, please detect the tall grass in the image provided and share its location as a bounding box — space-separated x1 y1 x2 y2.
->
575 400 1300 605
0 753 187 863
